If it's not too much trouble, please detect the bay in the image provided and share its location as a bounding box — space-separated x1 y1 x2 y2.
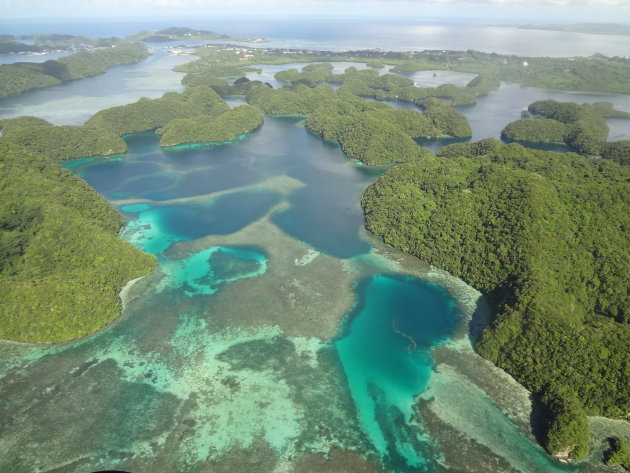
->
0 47 189 125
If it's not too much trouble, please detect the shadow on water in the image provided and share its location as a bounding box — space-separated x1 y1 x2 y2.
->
415 136 471 154
501 137 574 154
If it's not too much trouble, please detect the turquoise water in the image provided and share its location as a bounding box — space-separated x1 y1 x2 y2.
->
0 117 584 473
118 191 281 254
335 274 460 472
157 245 268 297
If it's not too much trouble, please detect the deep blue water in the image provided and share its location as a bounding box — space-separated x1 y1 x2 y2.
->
65 118 377 259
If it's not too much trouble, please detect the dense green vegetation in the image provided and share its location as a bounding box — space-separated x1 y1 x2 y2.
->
0 83 264 344
395 50 630 95
362 140 629 459
0 118 126 162
275 63 335 86
182 64 262 90
501 100 630 154
87 86 229 135
304 93 438 164
0 116 52 134
601 141 630 165
246 83 336 115
1 87 260 158
0 39 41 54
0 141 156 343
158 105 264 146
0 42 149 98
0 62 61 98
268 64 498 107
540 385 589 459
86 86 263 147
243 79 465 164
606 437 630 470
419 98 472 138
331 68 498 106
178 44 630 96
56 43 149 80
501 118 568 143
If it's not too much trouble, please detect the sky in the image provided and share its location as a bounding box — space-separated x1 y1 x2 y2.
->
1 0 630 23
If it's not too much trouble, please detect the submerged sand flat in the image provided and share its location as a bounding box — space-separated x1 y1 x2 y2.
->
0 116 610 473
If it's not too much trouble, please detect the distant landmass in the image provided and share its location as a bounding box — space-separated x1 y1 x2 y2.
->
517 23 630 37
128 26 265 44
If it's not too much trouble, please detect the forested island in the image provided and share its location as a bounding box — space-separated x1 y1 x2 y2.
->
1 29 629 469
87 86 264 146
0 86 265 342
0 86 264 159
362 140 629 461
0 42 149 98
0 140 156 342
502 99 630 155
243 82 467 164
126 26 262 44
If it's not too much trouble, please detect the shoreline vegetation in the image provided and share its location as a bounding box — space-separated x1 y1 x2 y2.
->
178 43 630 96
0 140 156 343
0 42 150 99
501 99 630 156
0 85 264 343
361 140 629 462
0 27 629 470
0 27 264 55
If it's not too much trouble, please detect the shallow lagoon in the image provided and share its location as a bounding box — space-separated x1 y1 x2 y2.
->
0 117 588 472
1 29 629 471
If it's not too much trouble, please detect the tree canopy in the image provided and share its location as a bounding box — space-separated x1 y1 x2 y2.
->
0 42 149 98
0 119 126 163
362 141 630 459
501 100 630 155
0 141 156 343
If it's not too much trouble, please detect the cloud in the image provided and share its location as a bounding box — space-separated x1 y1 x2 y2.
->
3 0 630 7
1 0 629 20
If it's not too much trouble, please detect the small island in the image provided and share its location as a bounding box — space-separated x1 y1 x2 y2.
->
501 99 630 155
